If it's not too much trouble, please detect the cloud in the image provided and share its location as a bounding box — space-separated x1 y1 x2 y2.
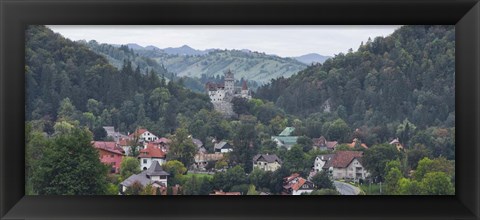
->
47 25 400 57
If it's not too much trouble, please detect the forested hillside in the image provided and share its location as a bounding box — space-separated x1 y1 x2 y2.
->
81 40 173 80
131 47 308 84
26 25 213 135
256 25 455 158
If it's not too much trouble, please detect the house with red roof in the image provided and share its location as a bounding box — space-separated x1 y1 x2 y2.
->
138 143 167 170
153 137 171 153
129 128 158 143
346 138 369 150
312 136 338 151
321 151 369 180
282 173 315 195
92 141 124 173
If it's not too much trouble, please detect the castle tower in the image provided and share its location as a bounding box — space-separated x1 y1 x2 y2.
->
241 80 249 98
224 69 235 93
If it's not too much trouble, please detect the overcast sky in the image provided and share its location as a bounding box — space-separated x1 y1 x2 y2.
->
48 25 400 57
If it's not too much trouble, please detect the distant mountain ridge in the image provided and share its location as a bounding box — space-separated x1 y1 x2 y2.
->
293 53 331 65
125 44 213 56
120 45 310 84
89 43 331 84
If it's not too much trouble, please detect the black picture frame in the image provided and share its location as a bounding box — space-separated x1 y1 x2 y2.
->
1 0 479 219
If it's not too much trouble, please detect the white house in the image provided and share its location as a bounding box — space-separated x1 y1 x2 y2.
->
292 180 315 195
138 143 166 170
129 128 158 143
313 154 335 172
283 173 315 195
321 151 369 180
252 154 283 172
214 141 233 153
120 161 169 194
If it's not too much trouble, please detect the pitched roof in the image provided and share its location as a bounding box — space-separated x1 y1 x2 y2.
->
118 138 129 146
253 154 283 164
271 136 299 145
145 161 170 176
324 151 364 168
214 141 232 150
206 82 225 91
129 128 149 138
284 173 300 183
92 141 124 155
291 178 307 191
279 127 295 136
389 138 400 145
282 174 313 191
313 136 327 146
326 141 338 149
138 145 166 158
121 161 169 188
192 138 203 148
103 126 115 136
242 80 248 90
316 154 335 161
313 136 338 149
154 137 171 144
346 138 368 149
120 173 151 187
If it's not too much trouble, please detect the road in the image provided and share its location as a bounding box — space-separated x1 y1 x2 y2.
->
334 181 361 195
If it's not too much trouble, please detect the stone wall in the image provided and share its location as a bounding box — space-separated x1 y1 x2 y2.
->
212 101 235 117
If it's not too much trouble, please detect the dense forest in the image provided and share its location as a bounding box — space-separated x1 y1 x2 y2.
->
81 40 173 81
26 25 213 135
256 25 455 159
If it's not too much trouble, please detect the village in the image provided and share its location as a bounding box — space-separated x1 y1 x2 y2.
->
92 124 408 195
88 70 411 196
24 25 456 196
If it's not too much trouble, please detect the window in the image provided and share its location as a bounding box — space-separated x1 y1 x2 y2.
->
143 159 147 164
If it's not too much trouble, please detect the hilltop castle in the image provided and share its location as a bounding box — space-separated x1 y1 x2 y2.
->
205 70 251 116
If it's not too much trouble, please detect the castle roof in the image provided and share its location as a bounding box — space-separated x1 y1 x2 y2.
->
224 69 234 79
242 80 248 90
206 82 225 91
